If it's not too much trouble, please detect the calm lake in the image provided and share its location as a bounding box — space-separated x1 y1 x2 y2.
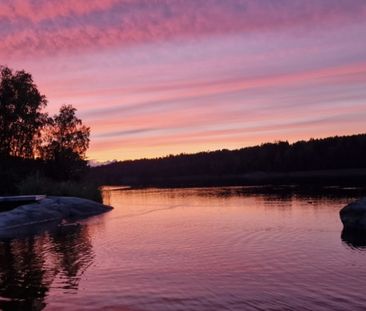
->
1 186 366 310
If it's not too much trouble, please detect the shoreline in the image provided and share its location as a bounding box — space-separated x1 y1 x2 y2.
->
99 168 366 189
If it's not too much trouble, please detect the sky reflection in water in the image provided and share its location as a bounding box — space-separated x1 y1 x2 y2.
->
0 187 366 310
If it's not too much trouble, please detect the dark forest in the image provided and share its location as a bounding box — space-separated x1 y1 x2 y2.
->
91 133 366 187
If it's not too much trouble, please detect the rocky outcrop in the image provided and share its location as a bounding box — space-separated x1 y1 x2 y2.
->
0 196 112 231
341 228 366 248
340 197 366 230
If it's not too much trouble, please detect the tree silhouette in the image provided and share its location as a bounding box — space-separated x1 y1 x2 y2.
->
41 105 89 160
0 65 91 189
41 105 90 180
0 226 95 310
0 66 48 158
91 134 366 187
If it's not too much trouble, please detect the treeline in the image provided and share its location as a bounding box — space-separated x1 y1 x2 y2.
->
91 134 366 187
0 66 94 197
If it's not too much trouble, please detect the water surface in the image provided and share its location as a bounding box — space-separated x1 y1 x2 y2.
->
1 187 366 310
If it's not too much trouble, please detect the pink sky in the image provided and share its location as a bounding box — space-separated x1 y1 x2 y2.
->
1 0 366 161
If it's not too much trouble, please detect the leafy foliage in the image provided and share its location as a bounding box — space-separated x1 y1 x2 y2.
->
0 66 48 158
41 105 90 161
40 105 90 180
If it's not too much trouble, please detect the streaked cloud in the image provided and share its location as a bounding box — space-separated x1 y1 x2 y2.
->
2 0 366 161
1 0 366 57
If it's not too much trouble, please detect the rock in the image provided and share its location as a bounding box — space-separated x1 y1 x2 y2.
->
340 197 366 230
0 196 113 231
341 228 366 248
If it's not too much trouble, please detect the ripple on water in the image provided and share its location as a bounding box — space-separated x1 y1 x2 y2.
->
1 187 366 311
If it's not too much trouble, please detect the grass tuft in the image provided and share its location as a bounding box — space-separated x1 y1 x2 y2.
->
18 173 102 202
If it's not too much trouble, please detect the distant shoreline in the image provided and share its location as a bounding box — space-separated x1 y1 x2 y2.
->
99 168 366 189
91 133 366 189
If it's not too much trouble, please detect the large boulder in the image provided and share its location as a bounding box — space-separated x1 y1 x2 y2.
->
0 196 112 231
340 197 366 230
341 228 366 248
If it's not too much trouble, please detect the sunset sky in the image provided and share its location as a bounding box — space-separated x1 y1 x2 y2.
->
1 0 366 162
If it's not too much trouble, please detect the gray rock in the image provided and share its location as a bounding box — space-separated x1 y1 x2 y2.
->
0 196 113 230
340 197 366 230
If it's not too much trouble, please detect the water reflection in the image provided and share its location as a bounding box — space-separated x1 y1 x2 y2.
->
0 224 94 311
1 187 366 311
49 225 94 291
92 187 366 311
193 185 366 200
341 228 366 249
0 236 53 311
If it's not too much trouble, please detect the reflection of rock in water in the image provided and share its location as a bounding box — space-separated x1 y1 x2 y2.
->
341 229 366 249
0 224 94 310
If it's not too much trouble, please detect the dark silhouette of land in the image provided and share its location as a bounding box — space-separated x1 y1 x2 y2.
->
90 133 366 187
0 66 96 198
2 66 366 192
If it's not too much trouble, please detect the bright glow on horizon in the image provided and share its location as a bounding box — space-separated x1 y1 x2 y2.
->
1 0 366 162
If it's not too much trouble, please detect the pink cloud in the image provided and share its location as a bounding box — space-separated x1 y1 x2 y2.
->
0 0 120 22
2 1 366 161
1 0 366 58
